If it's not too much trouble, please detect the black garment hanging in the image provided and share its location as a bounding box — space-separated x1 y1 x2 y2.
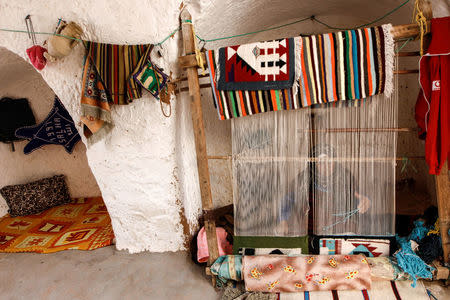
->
0 97 36 151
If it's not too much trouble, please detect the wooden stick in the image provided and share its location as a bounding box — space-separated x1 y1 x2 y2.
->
207 155 425 161
178 23 430 70
202 204 233 221
298 128 417 133
436 161 450 263
397 51 421 57
208 155 231 160
171 73 209 83
175 84 212 94
180 10 220 272
391 22 430 40
234 157 421 163
178 52 207 69
394 70 419 74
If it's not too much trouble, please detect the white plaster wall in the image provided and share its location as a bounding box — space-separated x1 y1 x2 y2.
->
0 0 446 253
0 47 101 216
0 0 188 253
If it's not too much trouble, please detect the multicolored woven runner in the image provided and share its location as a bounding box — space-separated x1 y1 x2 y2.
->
206 24 394 120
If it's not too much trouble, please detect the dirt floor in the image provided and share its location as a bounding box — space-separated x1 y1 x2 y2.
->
0 246 219 300
0 246 448 300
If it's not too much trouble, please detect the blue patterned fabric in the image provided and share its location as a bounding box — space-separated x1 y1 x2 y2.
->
15 96 80 154
210 255 243 287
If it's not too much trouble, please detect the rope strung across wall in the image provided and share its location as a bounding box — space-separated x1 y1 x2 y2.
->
0 0 413 47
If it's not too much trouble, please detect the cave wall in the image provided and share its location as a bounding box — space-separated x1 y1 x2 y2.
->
0 0 446 252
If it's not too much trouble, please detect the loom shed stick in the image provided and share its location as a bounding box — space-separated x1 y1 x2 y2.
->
180 9 220 278
177 22 430 71
206 155 425 161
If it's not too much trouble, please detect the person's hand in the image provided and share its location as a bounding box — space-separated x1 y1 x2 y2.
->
355 192 371 214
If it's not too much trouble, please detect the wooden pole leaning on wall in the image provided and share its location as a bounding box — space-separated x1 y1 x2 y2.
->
436 161 450 264
180 9 220 282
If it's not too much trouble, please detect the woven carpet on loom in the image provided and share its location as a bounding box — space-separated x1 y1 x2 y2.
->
0 197 114 253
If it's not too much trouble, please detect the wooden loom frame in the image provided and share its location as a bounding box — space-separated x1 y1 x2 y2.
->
178 2 449 284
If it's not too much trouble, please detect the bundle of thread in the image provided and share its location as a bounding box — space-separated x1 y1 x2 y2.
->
395 236 434 287
418 234 442 264
417 220 443 264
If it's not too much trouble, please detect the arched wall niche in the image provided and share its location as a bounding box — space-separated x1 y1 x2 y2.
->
0 46 101 215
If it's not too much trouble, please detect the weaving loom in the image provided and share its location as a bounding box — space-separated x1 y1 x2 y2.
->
231 34 397 239
177 2 449 286
232 94 398 238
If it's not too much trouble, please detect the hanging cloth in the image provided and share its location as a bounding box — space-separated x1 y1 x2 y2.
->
415 17 450 175
80 42 151 141
216 38 296 91
243 254 371 292
15 96 80 154
206 25 394 120
0 97 36 151
297 25 394 107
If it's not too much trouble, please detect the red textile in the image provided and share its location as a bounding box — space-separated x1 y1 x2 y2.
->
415 17 450 175
196 226 232 263
26 45 47 70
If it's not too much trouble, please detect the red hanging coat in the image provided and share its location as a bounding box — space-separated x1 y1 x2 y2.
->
415 17 450 175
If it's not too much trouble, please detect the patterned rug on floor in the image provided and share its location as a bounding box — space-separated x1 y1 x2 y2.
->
278 280 431 300
0 197 114 253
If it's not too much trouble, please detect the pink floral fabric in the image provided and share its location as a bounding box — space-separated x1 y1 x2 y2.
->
243 255 371 293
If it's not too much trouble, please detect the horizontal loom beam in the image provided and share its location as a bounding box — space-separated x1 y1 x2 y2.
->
178 23 430 69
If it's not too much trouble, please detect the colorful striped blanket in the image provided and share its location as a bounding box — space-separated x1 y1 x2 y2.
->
206 25 394 120
80 42 150 141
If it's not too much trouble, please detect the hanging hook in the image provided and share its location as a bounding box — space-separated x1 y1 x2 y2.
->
53 17 63 34
24 15 36 45
154 43 164 58
199 39 207 51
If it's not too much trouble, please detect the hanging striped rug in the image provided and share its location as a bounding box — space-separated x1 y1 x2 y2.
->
297 25 394 108
205 24 394 120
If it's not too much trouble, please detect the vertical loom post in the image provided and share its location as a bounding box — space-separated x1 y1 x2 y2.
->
436 161 450 263
180 10 220 269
